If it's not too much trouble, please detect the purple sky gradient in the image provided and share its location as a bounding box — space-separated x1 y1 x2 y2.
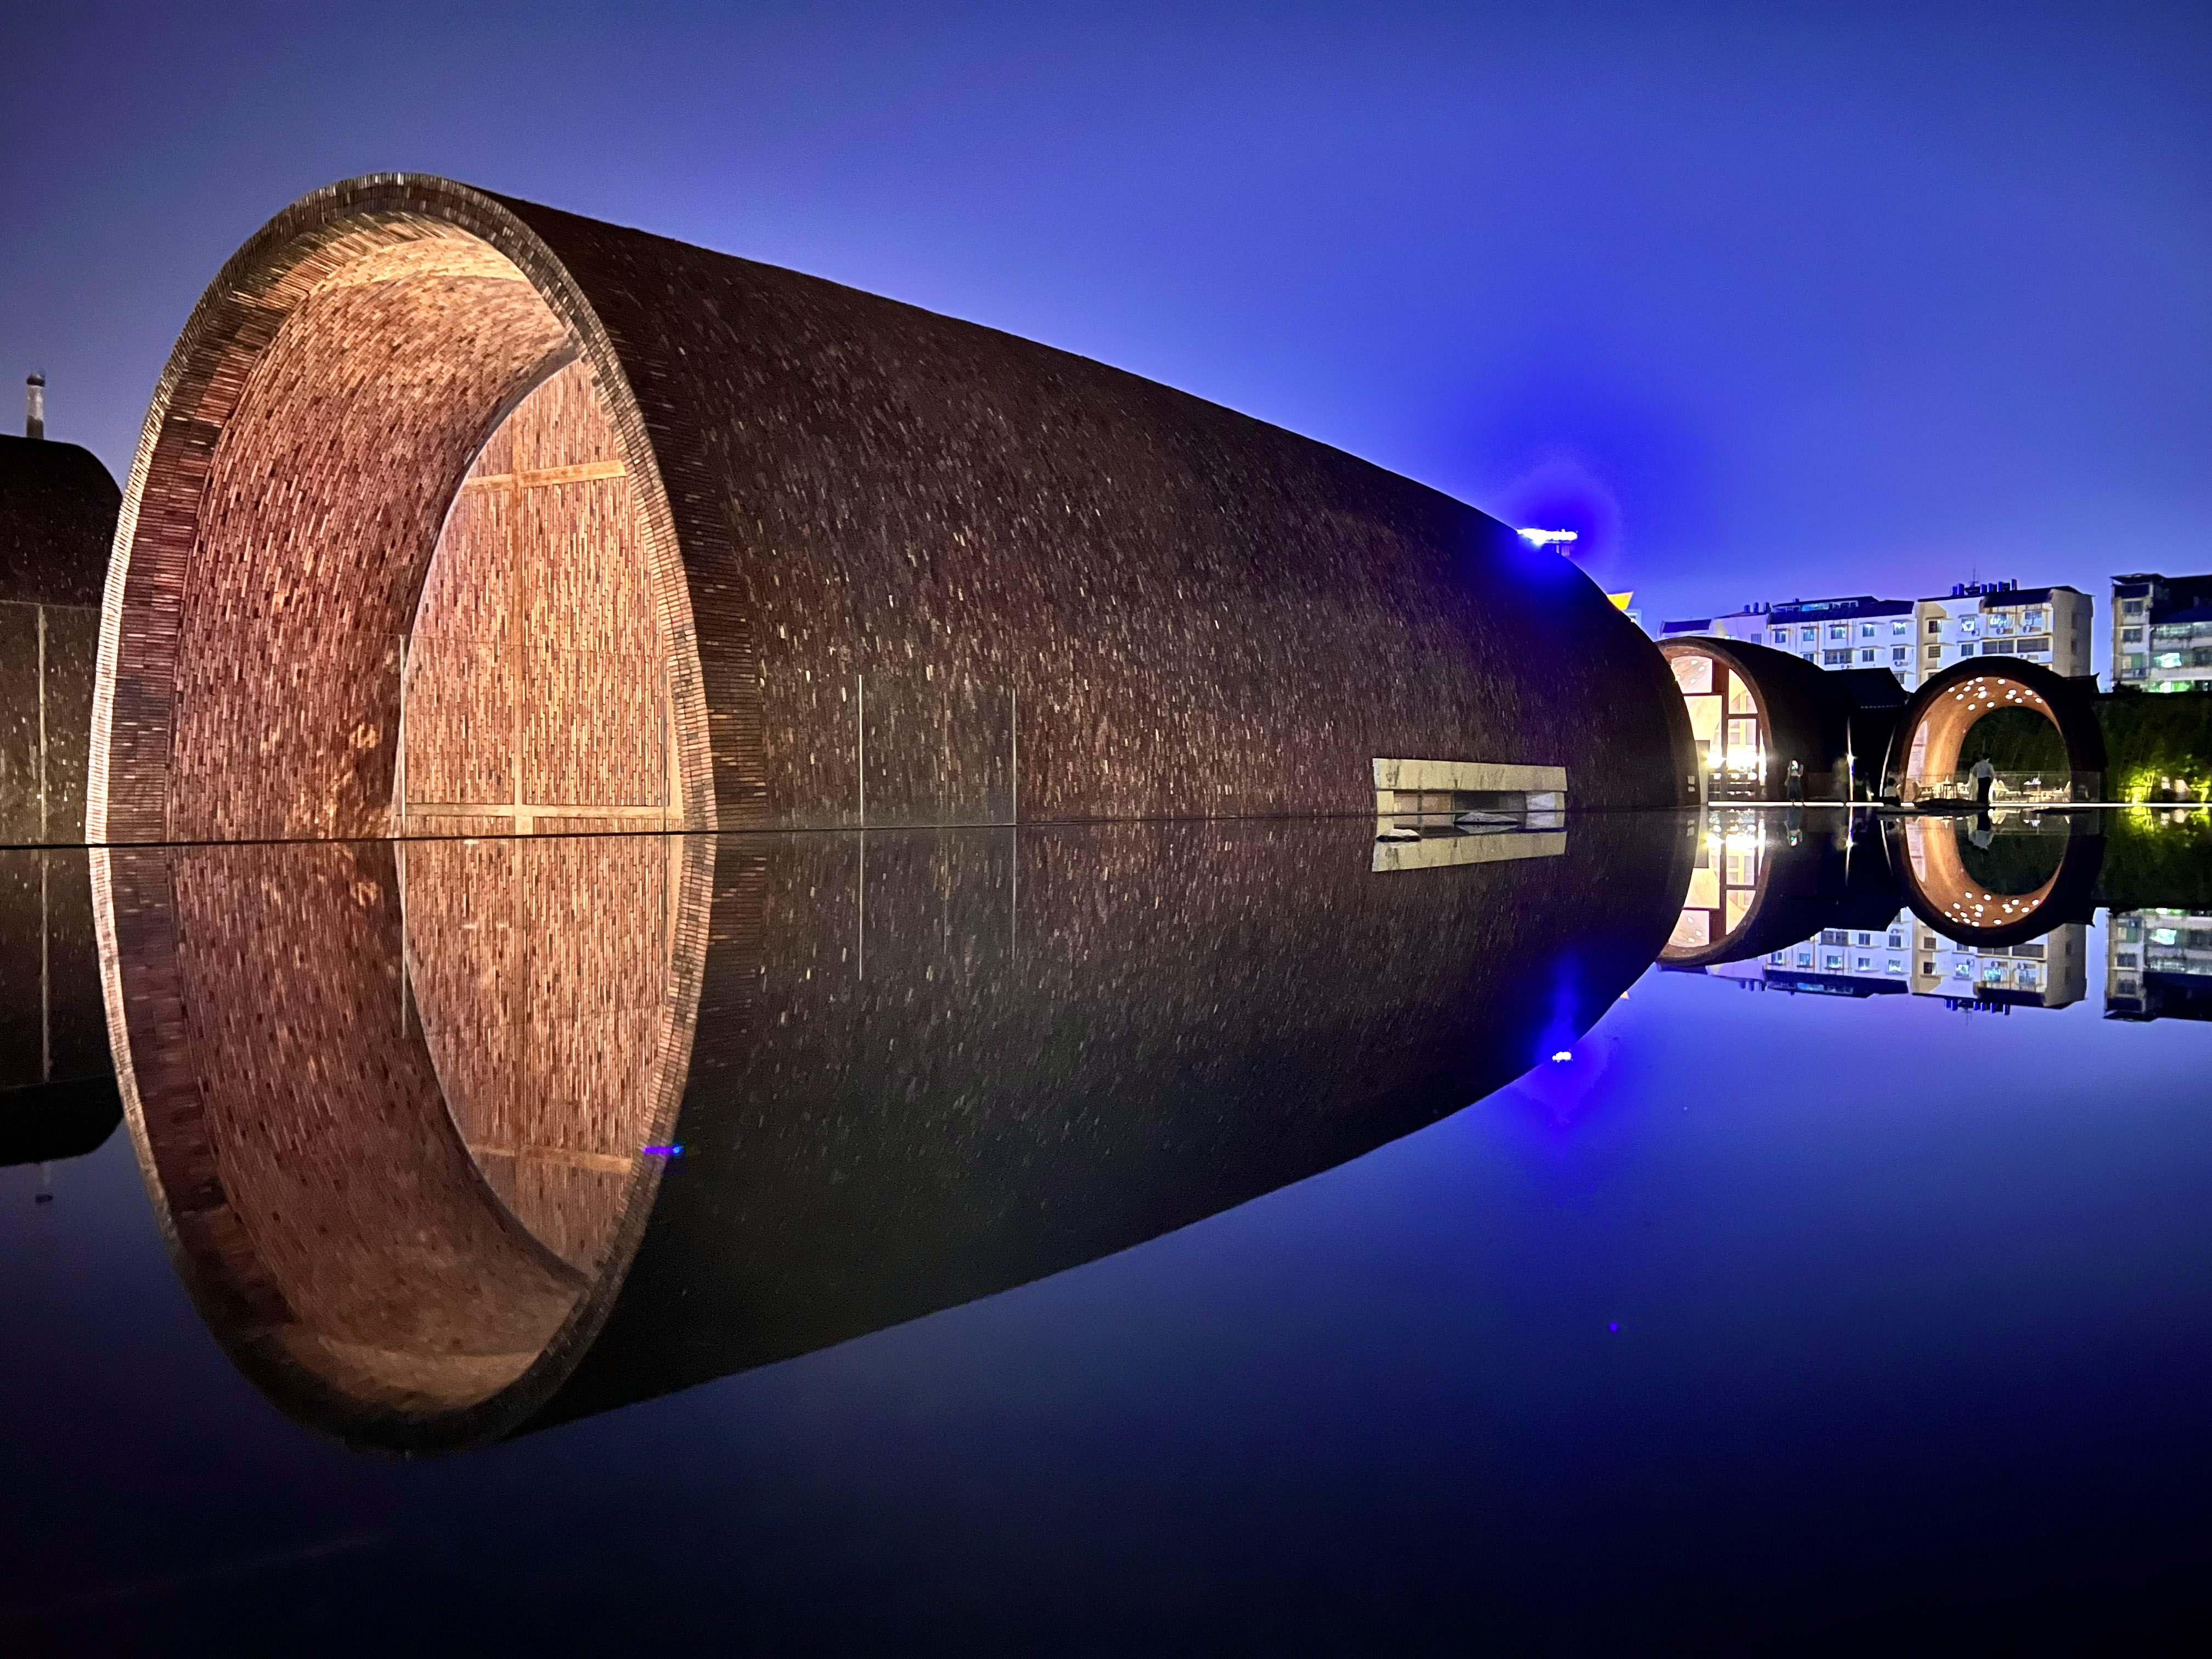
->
3 1 2207 651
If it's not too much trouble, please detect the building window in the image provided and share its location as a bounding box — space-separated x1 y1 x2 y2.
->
1921 959 1936 974
1961 619 1979 636
1927 646 1942 661
1796 951 1813 967
1823 649 1849 665
1887 957 1904 974
1927 619 1941 635
1827 623 1848 641
1855 954 1874 970
2124 599 2143 616
1823 952 1844 970
2025 608 2045 629
1860 623 1876 638
2117 950 2138 968
2123 627 2143 643
1801 627 1816 644
1771 629 1790 644
1891 646 1907 663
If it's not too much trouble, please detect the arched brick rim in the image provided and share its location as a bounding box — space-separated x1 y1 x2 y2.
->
1882 810 2103 949
88 173 715 844
1880 657 2104 804
85 176 722 1449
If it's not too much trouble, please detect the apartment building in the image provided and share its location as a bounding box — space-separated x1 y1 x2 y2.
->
1700 908 2086 1009
1912 581 2093 686
1660 584 2089 692
2112 573 2212 693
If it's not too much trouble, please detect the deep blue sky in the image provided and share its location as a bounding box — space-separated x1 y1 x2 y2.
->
3 1 2207 641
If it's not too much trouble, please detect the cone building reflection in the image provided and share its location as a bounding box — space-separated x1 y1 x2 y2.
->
98 815 1690 1451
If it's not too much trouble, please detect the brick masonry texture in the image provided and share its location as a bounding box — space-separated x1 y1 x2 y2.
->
93 175 1689 845
401 360 676 831
98 830 708 1445
103 814 1690 1450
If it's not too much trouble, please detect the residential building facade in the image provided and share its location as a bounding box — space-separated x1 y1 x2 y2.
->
2107 909 2212 1020
2111 573 2212 693
1701 909 2087 1009
1912 581 2092 687
1661 584 2089 693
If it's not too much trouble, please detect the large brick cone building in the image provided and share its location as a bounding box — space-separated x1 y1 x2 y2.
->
92 174 1689 845
89 176 1698 1448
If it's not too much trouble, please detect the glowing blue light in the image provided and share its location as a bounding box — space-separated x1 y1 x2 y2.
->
1550 1049 1573 1063
1517 527 1579 548
642 1144 685 1157
1608 1322 1620 1332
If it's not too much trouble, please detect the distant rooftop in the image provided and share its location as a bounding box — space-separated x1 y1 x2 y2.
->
0 432 121 608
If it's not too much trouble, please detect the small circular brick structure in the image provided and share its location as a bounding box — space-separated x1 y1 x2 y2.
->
1658 637 1898 803
1882 658 2105 805
1883 811 2103 947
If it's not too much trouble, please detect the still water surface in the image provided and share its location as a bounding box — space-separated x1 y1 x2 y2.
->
2 809 2208 1652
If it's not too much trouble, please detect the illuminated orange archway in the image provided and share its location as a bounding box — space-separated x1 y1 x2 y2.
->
1884 658 2104 804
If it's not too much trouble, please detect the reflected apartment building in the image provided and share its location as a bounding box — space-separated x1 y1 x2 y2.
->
1716 914 2087 1009
2107 909 2212 1021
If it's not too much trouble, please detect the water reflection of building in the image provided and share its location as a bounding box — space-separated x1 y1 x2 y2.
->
2106 910 2212 1020
1664 805 2100 1013
99 814 1690 1452
1 849 121 1191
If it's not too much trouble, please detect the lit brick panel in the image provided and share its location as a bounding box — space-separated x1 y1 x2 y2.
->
400 361 674 833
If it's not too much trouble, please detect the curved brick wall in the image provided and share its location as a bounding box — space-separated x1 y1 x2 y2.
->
94 174 1687 840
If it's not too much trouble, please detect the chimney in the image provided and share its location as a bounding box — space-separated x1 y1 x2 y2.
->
25 373 45 440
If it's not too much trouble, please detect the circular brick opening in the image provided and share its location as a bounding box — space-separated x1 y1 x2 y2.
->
93 182 713 1448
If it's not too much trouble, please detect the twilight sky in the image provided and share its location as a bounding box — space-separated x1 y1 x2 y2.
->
3 1 2206 648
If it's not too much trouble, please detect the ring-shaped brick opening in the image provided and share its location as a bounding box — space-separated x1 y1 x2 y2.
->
1886 811 2103 948
1886 661 2103 806
89 181 714 1448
